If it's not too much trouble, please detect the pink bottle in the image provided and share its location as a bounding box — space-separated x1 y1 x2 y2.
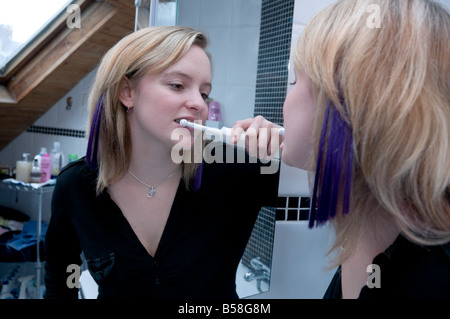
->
208 101 222 121
40 153 51 183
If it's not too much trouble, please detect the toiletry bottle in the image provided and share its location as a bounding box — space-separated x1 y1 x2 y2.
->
33 147 47 169
40 153 51 183
208 100 222 121
15 153 32 183
68 153 78 163
30 158 41 183
0 280 13 299
50 141 65 179
206 99 224 129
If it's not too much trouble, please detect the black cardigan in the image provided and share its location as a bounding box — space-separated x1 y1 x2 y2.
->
44 146 279 299
324 234 450 299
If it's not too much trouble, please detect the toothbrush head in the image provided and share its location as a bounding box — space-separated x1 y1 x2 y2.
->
179 119 189 127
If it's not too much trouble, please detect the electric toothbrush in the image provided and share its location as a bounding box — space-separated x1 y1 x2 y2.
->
179 119 284 159
179 119 284 142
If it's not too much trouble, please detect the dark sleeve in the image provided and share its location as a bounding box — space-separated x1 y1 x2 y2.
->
256 158 280 207
44 173 82 299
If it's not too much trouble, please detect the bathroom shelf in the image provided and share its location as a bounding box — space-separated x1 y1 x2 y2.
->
0 180 55 299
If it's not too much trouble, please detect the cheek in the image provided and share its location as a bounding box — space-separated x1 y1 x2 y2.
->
200 107 209 122
282 88 316 170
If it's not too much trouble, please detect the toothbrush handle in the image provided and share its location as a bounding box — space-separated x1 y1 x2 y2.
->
203 126 246 148
220 127 246 147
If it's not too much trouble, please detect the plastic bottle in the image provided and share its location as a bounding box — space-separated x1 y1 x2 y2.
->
0 280 13 299
40 153 51 183
33 147 47 169
50 142 65 179
68 153 78 163
208 100 222 121
18 275 35 299
30 158 41 183
15 153 32 183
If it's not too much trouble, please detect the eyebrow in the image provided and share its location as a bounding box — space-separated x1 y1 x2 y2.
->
162 71 212 90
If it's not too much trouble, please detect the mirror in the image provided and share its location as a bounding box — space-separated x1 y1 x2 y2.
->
135 0 280 299
176 0 277 299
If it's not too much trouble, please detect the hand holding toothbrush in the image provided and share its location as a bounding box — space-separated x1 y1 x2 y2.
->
230 115 284 161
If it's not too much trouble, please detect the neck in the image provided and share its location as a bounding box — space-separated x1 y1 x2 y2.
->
129 138 181 185
341 214 400 299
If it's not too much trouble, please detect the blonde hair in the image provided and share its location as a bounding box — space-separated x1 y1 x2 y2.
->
87 26 208 194
294 0 450 266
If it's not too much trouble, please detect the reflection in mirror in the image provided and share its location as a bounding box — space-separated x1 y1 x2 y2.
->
135 0 177 30
176 0 282 299
135 0 293 299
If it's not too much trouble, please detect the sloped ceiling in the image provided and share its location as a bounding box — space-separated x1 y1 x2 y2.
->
0 0 135 150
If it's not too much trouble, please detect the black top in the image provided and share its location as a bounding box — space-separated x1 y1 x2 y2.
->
44 146 279 299
324 235 450 299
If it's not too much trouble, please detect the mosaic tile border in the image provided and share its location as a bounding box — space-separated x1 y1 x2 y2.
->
27 126 86 138
276 196 311 221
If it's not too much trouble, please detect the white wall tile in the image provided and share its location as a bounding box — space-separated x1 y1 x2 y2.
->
231 0 262 26
293 0 336 26
176 0 200 26
223 85 256 124
199 0 232 26
56 82 87 131
278 162 310 196
226 26 260 86
199 26 230 86
9 132 34 167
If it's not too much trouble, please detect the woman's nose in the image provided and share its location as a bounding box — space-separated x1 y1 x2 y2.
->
186 92 207 112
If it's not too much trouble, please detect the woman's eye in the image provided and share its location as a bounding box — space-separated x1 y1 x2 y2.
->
170 83 183 90
201 93 209 101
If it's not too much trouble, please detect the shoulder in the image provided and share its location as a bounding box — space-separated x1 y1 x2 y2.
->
363 236 450 298
55 157 97 192
406 241 450 297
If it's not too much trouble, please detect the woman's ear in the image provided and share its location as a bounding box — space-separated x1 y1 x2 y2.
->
118 76 134 109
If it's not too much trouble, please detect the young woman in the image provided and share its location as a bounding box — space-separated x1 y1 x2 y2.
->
44 26 281 299
282 0 450 298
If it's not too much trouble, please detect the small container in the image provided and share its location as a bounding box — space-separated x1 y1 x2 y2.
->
33 147 47 169
68 153 78 163
15 153 31 183
30 159 41 183
208 101 222 121
40 153 51 183
51 142 65 179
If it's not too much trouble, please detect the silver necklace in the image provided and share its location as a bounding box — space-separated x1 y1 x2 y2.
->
128 170 177 199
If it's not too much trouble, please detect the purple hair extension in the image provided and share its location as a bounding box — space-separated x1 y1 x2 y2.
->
86 94 104 170
309 100 354 228
193 163 203 192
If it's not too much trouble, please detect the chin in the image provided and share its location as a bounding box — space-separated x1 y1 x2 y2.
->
281 151 308 170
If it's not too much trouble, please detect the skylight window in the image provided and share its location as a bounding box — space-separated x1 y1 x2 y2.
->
0 0 71 74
